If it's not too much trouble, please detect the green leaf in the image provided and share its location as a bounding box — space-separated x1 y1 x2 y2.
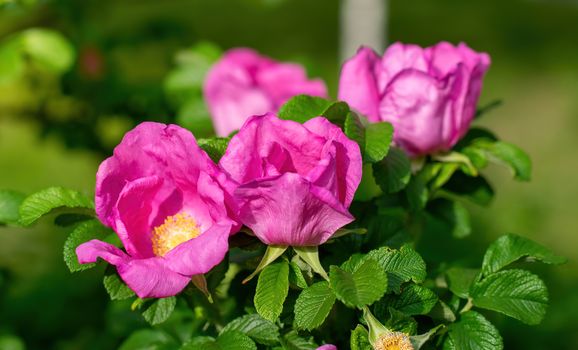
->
21 29 75 73
294 281 336 330
103 268 135 300
350 325 372 350
470 269 548 325
0 190 25 225
289 261 308 289
221 314 280 346
19 187 94 226
372 147 411 193
445 267 480 299
481 234 566 276
366 245 426 293
243 245 287 284
181 337 217 350
344 113 394 163
254 261 290 322
198 137 230 163
142 297 177 325
475 140 532 181
433 151 478 177
63 219 112 273
329 258 387 308
119 329 178 350
278 95 332 123
0 39 24 84
382 307 417 335
443 311 503 350
321 101 350 127
281 330 318 350
377 284 438 316
216 331 257 350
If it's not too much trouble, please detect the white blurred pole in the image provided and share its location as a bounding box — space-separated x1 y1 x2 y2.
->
340 0 387 61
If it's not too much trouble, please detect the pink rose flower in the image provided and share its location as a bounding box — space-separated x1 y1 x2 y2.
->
76 122 238 298
219 114 362 246
338 42 490 156
317 345 337 350
204 48 328 137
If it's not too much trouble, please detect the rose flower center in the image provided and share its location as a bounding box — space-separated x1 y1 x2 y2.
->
151 212 201 256
374 332 413 350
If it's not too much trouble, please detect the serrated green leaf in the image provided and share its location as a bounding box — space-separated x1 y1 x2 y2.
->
216 331 257 350
142 297 177 325
471 269 548 325
372 147 411 193
443 311 503 350
475 140 531 181
119 329 178 350
366 245 426 293
243 245 287 284
377 284 438 316
481 234 566 276
350 325 372 350
0 190 25 225
181 336 217 350
281 330 318 350
198 137 230 163
445 267 480 299
221 314 280 346
103 268 135 300
278 95 332 123
63 219 112 273
329 258 387 308
19 187 94 226
382 307 417 335
364 122 394 163
289 261 308 289
294 281 336 330
254 261 289 322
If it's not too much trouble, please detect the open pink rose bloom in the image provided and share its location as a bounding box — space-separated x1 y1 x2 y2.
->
339 42 490 156
204 48 328 137
76 122 238 298
219 114 362 246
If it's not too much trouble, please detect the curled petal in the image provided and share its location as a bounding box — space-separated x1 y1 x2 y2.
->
76 239 128 266
234 173 353 246
116 257 191 298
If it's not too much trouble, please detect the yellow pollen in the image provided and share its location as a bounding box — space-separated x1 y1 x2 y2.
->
374 332 414 350
151 212 201 256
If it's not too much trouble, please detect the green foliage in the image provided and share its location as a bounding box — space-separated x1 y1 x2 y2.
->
344 112 394 163
329 258 387 308
0 190 25 225
254 261 290 322
19 187 94 226
63 219 112 273
443 311 503 350
445 267 480 299
350 325 372 350
294 281 336 330
142 297 177 325
481 234 566 276
183 331 257 350
278 95 332 124
428 199 471 238
366 245 426 293
103 268 135 300
280 330 318 350
198 137 230 162
471 269 548 325
221 314 280 346
372 147 411 193
119 329 178 350
377 284 438 316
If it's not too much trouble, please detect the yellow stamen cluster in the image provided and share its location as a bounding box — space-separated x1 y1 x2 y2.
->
151 212 201 256
374 332 414 350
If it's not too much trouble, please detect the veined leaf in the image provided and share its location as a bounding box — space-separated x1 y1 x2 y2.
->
443 311 503 350
19 187 94 226
142 297 177 325
254 261 289 322
445 267 480 299
471 269 548 325
372 147 411 193
221 314 279 346
329 258 387 308
481 234 566 276
350 325 372 350
366 245 426 293
197 137 230 162
281 330 318 350
103 267 135 300
278 95 332 123
63 219 112 273
294 281 336 330
376 284 438 316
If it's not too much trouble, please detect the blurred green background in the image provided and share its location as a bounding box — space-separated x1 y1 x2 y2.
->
1 0 577 349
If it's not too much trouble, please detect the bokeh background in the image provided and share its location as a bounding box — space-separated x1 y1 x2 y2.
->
1 0 577 349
